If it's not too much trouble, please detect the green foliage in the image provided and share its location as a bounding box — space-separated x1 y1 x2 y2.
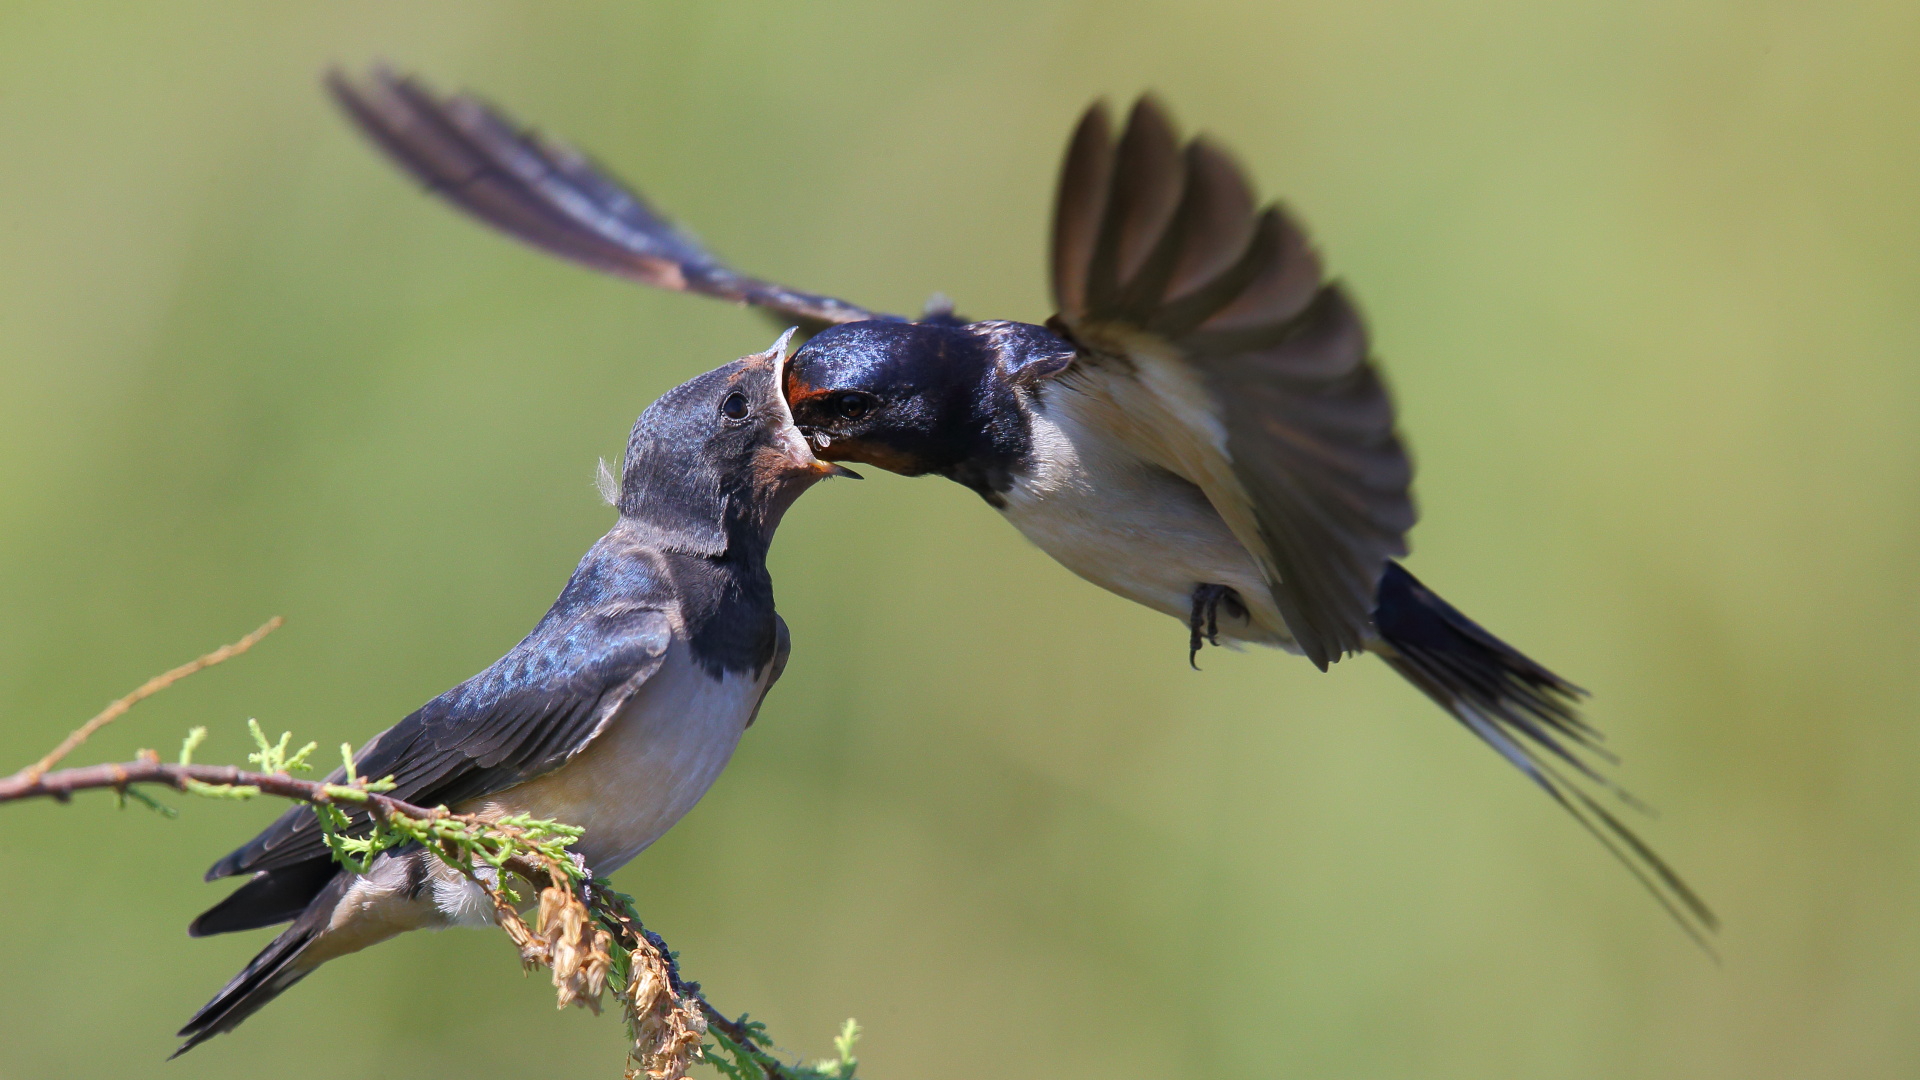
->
245 719 316 776
706 1024 776 1080
821 1019 862 1078
703 1012 861 1080
177 729 257 800
175 722 317 802
115 784 177 818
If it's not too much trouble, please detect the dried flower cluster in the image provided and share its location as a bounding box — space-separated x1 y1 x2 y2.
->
544 881 618 1011
474 854 706 1080
622 929 709 1080
490 869 614 1006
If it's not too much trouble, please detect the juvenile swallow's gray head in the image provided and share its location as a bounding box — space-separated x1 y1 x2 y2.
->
619 330 857 554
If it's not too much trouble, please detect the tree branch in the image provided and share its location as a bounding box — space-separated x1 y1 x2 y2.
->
0 755 432 813
18 617 282 782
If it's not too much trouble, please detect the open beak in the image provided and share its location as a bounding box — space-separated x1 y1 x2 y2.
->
810 460 863 479
765 328 862 481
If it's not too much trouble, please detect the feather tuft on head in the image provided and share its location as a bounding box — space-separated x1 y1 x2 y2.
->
594 457 620 506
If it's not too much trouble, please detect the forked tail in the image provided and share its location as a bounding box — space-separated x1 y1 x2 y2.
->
1370 561 1718 951
172 872 345 1057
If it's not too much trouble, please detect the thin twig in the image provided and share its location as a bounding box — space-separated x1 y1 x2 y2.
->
18 617 282 782
0 757 436 816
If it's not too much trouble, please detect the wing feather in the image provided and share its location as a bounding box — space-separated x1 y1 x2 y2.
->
1085 98 1184 315
1050 98 1414 667
1163 140 1259 302
1188 205 1323 334
327 67 894 334
205 606 673 879
1050 103 1115 317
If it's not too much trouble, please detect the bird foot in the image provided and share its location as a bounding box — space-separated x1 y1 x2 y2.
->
1188 584 1246 669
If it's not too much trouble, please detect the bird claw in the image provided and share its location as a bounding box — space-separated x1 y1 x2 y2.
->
1188 584 1243 669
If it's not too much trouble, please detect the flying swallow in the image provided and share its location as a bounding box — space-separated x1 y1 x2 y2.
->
326 70 1714 944
174 336 852 1054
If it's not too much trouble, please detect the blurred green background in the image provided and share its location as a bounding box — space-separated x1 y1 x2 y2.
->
1 2 1916 1077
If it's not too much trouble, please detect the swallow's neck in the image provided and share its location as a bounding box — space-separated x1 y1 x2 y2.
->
929 323 1074 507
619 460 804 560
714 487 790 564
926 393 1025 507
620 455 731 556
597 516 779 678
664 543 780 678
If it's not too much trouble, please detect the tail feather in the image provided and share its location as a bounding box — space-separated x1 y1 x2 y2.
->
188 857 339 937
1371 561 1718 951
172 926 317 1058
173 873 345 1057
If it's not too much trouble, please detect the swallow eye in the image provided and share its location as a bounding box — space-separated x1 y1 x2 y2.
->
835 392 872 421
721 392 750 420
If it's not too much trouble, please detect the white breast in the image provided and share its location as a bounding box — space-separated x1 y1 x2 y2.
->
471 643 770 876
1000 383 1293 649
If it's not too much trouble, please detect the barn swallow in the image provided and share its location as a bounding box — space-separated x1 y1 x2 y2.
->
327 70 1714 944
174 336 851 1054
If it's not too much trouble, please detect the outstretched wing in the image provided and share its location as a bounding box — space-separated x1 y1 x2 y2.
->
1049 98 1415 670
327 67 896 335
206 604 674 880
1052 104 1714 947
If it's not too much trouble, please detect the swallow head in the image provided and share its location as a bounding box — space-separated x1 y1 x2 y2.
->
783 320 1001 478
619 330 854 550
785 319 1078 502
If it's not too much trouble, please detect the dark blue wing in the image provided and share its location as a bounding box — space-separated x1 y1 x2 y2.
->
207 601 672 880
327 67 896 334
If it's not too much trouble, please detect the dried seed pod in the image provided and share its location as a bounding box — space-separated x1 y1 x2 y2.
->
621 936 707 1080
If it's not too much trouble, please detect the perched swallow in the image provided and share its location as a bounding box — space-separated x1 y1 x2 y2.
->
175 336 850 1055
327 70 1714 943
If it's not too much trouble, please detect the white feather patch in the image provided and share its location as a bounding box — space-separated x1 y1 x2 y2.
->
595 457 620 505
431 862 498 928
